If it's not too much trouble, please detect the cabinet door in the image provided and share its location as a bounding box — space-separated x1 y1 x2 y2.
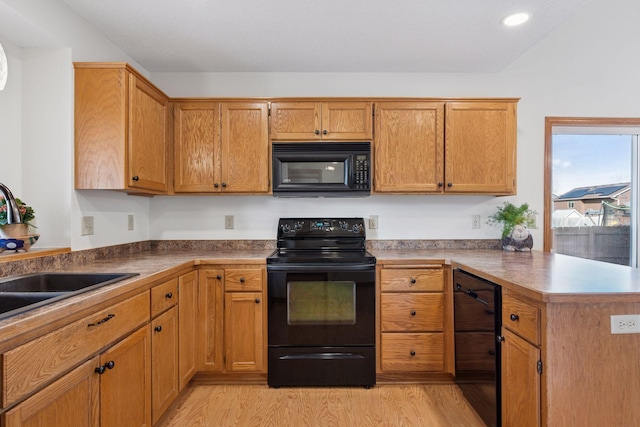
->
198 269 225 372
74 66 127 190
444 101 516 194
374 102 445 193
100 326 152 427
220 102 270 193
151 307 179 425
501 329 541 427
322 102 373 139
128 73 169 192
179 271 198 389
173 102 221 192
224 291 264 372
270 102 321 140
2 357 100 427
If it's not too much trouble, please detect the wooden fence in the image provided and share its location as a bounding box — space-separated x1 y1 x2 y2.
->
553 226 630 266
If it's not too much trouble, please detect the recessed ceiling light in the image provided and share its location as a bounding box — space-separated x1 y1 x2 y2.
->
502 12 530 27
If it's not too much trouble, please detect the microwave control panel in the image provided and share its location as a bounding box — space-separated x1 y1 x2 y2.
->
354 155 369 189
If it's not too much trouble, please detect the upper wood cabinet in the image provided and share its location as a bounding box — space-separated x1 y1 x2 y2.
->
74 63 170 195
270 101 373 140
374 99 517 195
374 102 445 193
173 101 269 193
444 101 517 195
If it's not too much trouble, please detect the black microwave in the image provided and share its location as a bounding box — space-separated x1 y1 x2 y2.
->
272 142 371 197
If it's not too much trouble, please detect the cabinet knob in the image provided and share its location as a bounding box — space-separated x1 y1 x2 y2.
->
216 275 222 280
165 292 173 299
322 130 328 135
410 310 416 316
95 365 106 375
497 335 505 343
214 183 219 188
410 278 416 284
155 325 162 332
510 314 520 322
410 350 416 356
447 182 453 187
222 182 227 188
132 176 140 182
240 278 245 283
315 129 320 135
105 360 115 370
255 298 261 304
437 182 443 187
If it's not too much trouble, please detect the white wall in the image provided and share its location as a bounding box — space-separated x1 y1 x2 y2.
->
0 0 150 250
0 39 22 194
3 0 638 250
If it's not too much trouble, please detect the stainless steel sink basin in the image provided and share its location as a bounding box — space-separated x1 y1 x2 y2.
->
0 272 139 319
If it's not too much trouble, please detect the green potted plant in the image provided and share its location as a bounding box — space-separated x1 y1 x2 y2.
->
488 202 536 251
0 196 36 238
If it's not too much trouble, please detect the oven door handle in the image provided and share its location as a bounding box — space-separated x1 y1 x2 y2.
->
267 264 375 272
279 353 366 361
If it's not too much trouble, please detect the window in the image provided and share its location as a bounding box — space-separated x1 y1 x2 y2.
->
545 117 640 267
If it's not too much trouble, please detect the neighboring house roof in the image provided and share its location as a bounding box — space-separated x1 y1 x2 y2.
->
555 183 630 201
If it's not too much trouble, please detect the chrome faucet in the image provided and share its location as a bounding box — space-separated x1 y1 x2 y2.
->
0 182 23 224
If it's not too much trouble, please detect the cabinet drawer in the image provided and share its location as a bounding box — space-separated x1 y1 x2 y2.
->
2 291 150 407
381 293 444 332
381 333 444 372
502 293 540 345
380 268 443 292
224 268 263 292
151 278 178 317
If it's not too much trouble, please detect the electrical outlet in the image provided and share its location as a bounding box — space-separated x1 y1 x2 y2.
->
472 215 481 229
369 215 378 230
128 214 135 231
611 314 640 334
225 215 234 230
81 216 94 236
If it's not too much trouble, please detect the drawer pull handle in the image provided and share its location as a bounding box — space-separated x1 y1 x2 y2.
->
510 314 520 322
240 278 246 283
88 313 115 327
155 325 162 332
165 292 173 299
255 298 261 304
410 310 416 316
410 350 416 357
410 278 416 284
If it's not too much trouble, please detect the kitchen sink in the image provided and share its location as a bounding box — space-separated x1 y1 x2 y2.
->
0 272 139 319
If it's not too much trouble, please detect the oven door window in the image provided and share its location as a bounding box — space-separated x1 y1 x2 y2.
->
287 281 356 325
281 161 346 184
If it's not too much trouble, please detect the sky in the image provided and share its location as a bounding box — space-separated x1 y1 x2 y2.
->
552 134 632 196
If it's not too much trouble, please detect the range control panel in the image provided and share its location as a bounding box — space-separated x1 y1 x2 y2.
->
277 218 366 238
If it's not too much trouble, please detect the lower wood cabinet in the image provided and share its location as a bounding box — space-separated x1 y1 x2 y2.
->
100 326 152 427
151 306 178 424
2 357 100 427
199 266 266 375
178 270 198 389
378 264 447 377
500 291 541 427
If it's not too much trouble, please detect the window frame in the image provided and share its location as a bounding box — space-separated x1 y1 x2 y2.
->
544 117 640 256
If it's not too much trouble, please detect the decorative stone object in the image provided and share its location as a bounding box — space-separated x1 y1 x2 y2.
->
501 224 533 252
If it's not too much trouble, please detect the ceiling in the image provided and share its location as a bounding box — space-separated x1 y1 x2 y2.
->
56 1 593 72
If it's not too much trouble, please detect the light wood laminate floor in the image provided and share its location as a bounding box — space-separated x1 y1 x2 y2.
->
158 384 487 426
